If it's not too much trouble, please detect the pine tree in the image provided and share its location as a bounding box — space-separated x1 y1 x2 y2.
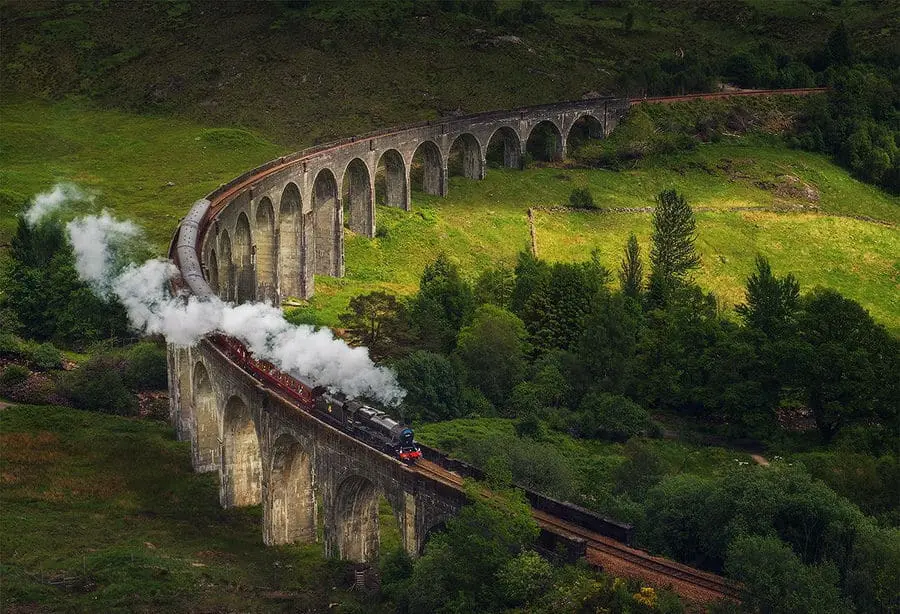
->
736 255 800 337
619 233 643 300
647 189 700 306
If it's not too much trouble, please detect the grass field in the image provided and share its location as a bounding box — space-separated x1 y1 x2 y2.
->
0 404 385 613
2 99 897 330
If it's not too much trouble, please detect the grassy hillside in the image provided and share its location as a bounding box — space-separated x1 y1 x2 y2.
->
308 143 900 330
2 0 897 147
0 404 382 613
3 100 897 330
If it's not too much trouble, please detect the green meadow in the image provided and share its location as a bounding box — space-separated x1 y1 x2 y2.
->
2 100 897 330
0 405 381 613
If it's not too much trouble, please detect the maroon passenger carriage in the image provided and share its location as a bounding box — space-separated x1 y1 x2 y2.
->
210 334 422 463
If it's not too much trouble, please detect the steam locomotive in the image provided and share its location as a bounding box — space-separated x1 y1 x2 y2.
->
210 334 422 463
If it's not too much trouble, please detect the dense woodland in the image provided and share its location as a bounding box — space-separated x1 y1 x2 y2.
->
2 1 899 612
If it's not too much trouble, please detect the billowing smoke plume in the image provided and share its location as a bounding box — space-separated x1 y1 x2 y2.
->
23 183 91 225
23 184 406 406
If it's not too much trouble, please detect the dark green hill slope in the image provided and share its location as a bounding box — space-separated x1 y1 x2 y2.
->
2 0 897 146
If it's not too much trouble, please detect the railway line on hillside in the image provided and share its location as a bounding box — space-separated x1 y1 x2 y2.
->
413 458 741 603
169 87 827 606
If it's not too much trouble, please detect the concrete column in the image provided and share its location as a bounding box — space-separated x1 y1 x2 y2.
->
440 164 449 197
334 197 345 278
403 491 418 557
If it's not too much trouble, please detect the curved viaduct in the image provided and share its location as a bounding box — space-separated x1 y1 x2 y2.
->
166 96 629 560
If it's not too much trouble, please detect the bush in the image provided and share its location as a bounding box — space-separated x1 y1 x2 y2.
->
577 392 651 441
61 356 137 415
568 187 596 209
0 333 25 358
122 342 168 391
31 342 62 371
8 373 56 405
0 364 30 392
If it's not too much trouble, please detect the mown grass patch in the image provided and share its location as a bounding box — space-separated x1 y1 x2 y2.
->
0 405 384 613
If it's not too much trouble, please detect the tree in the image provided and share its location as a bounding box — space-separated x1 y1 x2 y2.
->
577 291 642 395
408 253 474 353
736 255 800 337
520 256 610 353
647 189 700 307
618 233 643 300
795 288 900 441
456 305 529 407
576 392 650 441
338 290 408 358
726 535 846 614
401 488 539 614
473 264 515 308
394 350 465 422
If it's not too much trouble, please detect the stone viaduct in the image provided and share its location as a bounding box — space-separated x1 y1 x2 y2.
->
167 97 629 562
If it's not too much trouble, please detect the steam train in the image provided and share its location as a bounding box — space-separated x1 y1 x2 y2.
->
210 334 422 463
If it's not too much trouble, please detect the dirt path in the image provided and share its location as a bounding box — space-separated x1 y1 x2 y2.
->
750 454 770 466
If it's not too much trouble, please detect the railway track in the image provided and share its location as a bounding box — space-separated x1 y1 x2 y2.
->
412 459 741 603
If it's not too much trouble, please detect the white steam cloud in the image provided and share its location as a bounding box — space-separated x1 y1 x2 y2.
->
22 184 405 406
23 183 91 226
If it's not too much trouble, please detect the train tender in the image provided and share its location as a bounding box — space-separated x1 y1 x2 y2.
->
211 334 422 463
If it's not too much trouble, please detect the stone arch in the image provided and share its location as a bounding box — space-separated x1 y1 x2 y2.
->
265 434 316 545
486 126 522 169
218 230 234 302
526 120 563 164
278 182 302 299
221 395 261 507
375 148 408 210
419 520 448 554
332 474 380 562
566 114 604 156
234 212 254 304
207 249 219 294
341 158 374 238
192 361 218 473
410 140 444 197
312 168 342 277
448 133 484 180
255 197 277 304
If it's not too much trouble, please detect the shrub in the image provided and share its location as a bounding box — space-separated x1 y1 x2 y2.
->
31 342 62 371
1 364 30 392
0 333 25 358
577 392 651 441
8 373 56 405
568 187 596 209
122 342 168 391
61 356 137 415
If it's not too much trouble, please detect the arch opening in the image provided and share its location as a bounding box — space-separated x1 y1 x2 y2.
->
410 141 444 197
218 230 234 302
448 133 484 180
526 120 563 164
374 149 408 210
419 520 448 555
192 362 218 472
255 198 277 304
221 396 261 508
566 114 604 156
341 158 374 238
266 435 316 545
278 183 302 299
234 212 254 304
333 475 381 563
313 169 341 277
486 126 522 169
207 249 219 294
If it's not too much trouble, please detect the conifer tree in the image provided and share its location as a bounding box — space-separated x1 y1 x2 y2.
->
647 189 700 306
619 233 643 300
